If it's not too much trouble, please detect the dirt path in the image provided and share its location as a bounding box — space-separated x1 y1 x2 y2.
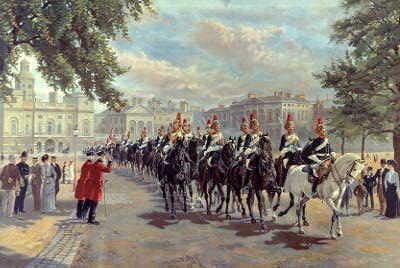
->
74 168 400 267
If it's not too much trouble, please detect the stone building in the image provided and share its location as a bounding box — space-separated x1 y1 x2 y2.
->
0 60 95 154
203 91 322 148
94 98 195 142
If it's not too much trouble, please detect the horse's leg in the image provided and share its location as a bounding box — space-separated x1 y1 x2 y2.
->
208 181 216 213
255 189 264 225
335 213 343 237
273 191 281 211
203 177 210 215
236 188 246 217
182 181 188 213
267 191 277 222
302 203 310 226
216 183 225 214
162 181 169 212
247 188 256 223
329 212 337 239
225 183 232 219
295 199 304 234
278 192 294 217
168 182 176 218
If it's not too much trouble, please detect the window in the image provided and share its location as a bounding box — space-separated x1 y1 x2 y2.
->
25 124 29 134
57 115 63 119
38 115 43 119
82 120 90 136
47 120 55 134
57 123 62 134
10 118 18 135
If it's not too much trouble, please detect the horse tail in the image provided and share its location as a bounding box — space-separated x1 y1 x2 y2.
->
278 192 294 217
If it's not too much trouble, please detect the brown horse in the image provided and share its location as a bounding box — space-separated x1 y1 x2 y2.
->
199 140 235 215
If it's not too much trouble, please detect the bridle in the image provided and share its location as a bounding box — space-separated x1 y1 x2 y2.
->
331 159 361 183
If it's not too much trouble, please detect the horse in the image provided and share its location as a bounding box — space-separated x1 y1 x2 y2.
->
142 140 156 176
127 143 139 175
159 139 187 217
185 137 204 209
200 140 235 215
246 134 276 225
278 153 364 238
225 155 248 219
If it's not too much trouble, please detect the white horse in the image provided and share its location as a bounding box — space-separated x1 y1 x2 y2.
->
278 153 365 238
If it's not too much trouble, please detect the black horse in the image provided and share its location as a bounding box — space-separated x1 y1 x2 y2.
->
246 134 276 225
158 139 187 218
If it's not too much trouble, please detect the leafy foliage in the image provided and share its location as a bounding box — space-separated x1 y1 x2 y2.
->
0 0 154 109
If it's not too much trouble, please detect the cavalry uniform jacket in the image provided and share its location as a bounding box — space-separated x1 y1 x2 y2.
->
302 136 333 164
204 132 224 154
244 132 262 156
138 136 150 149
75 159 93 200
84 159 112 202
163 130 184 154
279 133 301 156
236 133 251 155
183 132 193 146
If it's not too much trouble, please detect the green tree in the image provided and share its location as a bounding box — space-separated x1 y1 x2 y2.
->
0 0 153 110
316 0 400 164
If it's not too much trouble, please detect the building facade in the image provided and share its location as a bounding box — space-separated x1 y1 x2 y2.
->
94 98 195 142
203 91 323 149
0 60 95 154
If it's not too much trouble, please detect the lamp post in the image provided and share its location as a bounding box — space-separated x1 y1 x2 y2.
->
72 127 79 191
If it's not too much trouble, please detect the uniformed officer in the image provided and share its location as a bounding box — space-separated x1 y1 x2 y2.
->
279 113 301 168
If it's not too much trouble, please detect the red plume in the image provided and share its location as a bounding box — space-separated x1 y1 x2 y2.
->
213 114 218 121
183 118 187 124
287 113 293 121
160 125 164 129
250 112 256 120
197 126 200 130
316 116 324 124
207 118 211 124
176 112 182 119
241 117 247 123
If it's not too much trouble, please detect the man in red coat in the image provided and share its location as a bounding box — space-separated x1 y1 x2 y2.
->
83 150 112 225
75 151 94 220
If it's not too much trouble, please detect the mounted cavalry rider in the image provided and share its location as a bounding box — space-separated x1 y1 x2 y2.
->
243 113 262 161
202 118 212 149
182 118 193 145
235 116 251 158
138 127 150 150
195 126 202 139
302 117 336 197
204 115 225 167
163 113 184 155
155 125 166 148
279 113 301 168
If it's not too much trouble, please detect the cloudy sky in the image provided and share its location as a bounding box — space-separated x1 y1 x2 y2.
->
29 0 346 110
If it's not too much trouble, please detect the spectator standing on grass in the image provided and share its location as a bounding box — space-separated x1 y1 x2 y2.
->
384 160 399 218
363 166 376 210
0 155 22 218
374 159 389 215
14 151 30 216
30 156 42 211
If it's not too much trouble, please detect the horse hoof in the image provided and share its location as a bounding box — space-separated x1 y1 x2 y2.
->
251 218 257 224
303 220 310 226
299 229 305 235
226 215 232 220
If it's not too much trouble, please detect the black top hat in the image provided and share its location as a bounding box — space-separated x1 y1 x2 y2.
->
387 159 397 167
86 151 94 157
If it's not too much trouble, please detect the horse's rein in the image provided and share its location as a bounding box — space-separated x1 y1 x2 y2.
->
331 160 358 183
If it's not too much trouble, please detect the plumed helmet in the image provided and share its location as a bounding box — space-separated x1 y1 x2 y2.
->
249 112 259 129
240 116 248 128
314 116 325 135
211 114 220 129
284 113 295 130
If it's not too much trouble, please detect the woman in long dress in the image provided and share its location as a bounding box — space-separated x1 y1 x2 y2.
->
384 160 399 218
41 154 57 213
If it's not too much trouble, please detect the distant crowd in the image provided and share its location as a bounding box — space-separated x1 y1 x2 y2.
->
344 159 400 219
0 152 75 218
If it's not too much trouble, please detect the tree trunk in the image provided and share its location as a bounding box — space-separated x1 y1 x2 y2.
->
361 133 366 160
341 136 345 155
393 131 400 173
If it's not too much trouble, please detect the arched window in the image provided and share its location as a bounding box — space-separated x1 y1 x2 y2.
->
10 117 18 135
82 120 90 136
58 142 63 152
129 120 136 139
47 120 55 135
57 123 62 134
25 124 30 135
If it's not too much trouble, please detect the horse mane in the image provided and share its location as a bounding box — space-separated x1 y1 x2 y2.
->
332 153 360 178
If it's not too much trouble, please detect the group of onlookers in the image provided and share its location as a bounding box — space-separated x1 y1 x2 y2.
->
0 152 74 218
350 159 400 218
